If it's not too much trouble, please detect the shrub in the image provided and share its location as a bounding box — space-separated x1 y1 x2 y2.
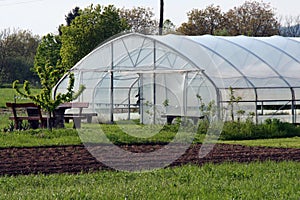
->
220 118 300 140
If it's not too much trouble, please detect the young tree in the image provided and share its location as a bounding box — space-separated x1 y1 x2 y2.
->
163 19 176 34
60 4 128 69
13 64 84 129
228 87 242 122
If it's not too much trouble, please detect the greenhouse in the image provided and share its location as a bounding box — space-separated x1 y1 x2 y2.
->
53 33 300 124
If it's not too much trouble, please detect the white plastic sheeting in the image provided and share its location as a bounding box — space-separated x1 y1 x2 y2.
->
54 33 300 124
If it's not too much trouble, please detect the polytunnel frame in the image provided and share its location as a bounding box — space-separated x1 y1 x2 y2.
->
98 33 219 123
53 33 300 124
53 33 222 124
218 36 299 124
152 34 300 124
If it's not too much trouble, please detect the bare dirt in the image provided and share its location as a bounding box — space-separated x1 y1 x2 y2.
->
0 143 299 176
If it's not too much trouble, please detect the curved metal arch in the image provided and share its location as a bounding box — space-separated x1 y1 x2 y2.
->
287 37 300 45
252 37 300 63
218 36 297 123
134 34 220 94
185 36 256 89
185 35 261 122
217 37 292 88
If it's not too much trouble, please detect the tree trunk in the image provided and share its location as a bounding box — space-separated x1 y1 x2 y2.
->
46 111 52 130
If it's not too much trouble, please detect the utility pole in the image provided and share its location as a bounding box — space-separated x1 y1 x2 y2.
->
159 0 164 35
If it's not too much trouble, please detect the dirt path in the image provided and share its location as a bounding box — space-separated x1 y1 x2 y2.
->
0 144 299 176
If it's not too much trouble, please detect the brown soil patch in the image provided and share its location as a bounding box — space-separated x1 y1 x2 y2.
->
0 144 299 176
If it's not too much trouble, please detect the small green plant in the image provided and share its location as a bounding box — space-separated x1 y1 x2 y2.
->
196 94 217 121
236 109 246 122
162 99 169 107
228 86 243 121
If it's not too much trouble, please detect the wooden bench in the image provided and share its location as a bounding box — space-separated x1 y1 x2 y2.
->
161 114 205 125
6 102 47 130
60 102 97 128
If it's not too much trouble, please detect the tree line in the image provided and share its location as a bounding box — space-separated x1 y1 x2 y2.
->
0 1 299 86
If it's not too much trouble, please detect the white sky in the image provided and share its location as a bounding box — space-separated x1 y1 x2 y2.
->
0 0 299 36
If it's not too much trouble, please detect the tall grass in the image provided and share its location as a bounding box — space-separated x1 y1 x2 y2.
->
0 161 299 199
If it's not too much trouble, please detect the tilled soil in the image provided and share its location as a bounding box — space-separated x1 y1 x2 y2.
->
0 144 299 176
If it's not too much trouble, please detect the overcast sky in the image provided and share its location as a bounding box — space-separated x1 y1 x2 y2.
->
0 0 299 36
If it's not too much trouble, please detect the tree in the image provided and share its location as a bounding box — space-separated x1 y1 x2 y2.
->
177 5 225 35
279 15 300 37
13 64 85 129
0 29 39 85
59 6 81 35
34 34 64 76
65 6 81 26
60 4 128 69
224 1 279 36
119 7 157 34
163 19 176 34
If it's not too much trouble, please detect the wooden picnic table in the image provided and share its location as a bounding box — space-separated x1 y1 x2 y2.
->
6 102 97 129
161 114 205 125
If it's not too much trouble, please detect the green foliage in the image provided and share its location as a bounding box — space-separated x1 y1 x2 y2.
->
1 121 300 148
0 161 299 199
0 29 40 85
34 34 62 73
65 6 81 26
13 64 85 116
221 118 300 140
0 128 80 147
60 4 129 69
228 86 242 121
162 99 169 107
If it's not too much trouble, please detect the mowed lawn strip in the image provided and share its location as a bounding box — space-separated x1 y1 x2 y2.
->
0 161 299 200
0 124 299 148
221 136 300 148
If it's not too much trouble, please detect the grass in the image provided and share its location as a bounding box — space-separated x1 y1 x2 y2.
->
0 128 82 148
221 136 300 148
0 161 299 199
0 88 40 108
0 123 299 148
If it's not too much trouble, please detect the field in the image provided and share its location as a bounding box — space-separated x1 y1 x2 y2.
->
0 88 299 199
0 88 41 108
0 161 299 200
